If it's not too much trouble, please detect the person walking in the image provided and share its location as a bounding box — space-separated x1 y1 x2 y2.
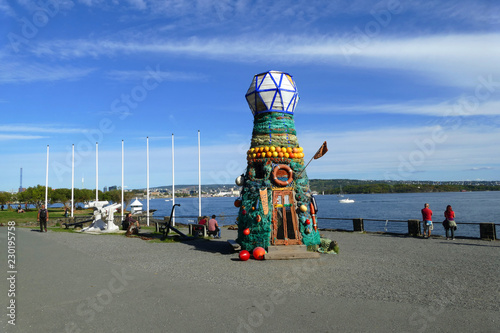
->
421 203 433 238
444 205 457 240
38 204 49 232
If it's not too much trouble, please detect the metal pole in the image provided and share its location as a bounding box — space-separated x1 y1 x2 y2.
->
172 133 175 227
121 140 124 222
95 142 98 202
147 137 150 227
45 145 49 208
198 130 201 218
71 144 74 217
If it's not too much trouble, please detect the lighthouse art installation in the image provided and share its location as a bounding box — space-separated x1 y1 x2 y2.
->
235 70 321 252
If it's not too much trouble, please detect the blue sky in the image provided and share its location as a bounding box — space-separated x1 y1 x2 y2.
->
1 0 499 192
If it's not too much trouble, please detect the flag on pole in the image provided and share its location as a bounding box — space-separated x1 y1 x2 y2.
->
313 141 328 159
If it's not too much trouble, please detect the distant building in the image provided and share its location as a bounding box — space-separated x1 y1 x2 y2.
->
109 186 118 191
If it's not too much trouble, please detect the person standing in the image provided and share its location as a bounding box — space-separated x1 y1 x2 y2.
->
208 215 221 238
38 204 49 232
421 203 433 238
444 205 457 240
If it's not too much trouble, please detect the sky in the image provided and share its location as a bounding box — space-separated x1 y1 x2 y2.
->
1 0 499 192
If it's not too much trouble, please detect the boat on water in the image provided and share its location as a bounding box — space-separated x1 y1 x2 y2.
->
337 185 344 197
339 198 355 203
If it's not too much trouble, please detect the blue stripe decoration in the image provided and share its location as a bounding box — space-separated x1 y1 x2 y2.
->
245 70 299 116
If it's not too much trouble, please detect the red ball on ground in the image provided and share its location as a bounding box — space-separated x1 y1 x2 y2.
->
243 228 250 235
239 250 250 261
253 247 266 260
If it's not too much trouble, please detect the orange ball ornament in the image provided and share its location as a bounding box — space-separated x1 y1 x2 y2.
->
275 147 281 152
272 151 278 157
287 147 292 153
266 151 272 157
253 247 266 260
243 228 250 235
234 199 242 207
278 152 284 157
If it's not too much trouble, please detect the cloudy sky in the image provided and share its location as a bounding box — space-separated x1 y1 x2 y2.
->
1 0 499 192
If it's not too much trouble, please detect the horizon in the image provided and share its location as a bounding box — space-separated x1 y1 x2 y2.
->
1 1 499 192
10 178 500 194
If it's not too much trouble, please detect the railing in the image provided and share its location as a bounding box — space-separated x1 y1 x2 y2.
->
60 214 498 240
317 217 499 240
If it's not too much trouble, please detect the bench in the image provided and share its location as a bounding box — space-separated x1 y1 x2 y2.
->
150 218 190 240
189 224 208 237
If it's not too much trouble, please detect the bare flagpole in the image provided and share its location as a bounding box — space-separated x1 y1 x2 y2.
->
121 140 124 222
95 142 99 202
172 133 175 227
147 137 150 227
71 144 74 217
198 130 201 218
45 145 49 208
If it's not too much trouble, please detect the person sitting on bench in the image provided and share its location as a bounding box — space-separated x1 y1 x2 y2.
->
208 215 221 238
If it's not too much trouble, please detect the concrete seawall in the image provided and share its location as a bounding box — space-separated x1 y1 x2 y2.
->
0 227 498 332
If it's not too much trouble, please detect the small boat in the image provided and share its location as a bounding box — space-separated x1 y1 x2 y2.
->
337 185 344 197
339 198 355 203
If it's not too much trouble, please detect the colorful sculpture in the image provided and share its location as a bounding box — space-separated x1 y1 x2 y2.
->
236 70 321 252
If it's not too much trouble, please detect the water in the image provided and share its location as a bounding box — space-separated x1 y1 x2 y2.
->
133 191 499 239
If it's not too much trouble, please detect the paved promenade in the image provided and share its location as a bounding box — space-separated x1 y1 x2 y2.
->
1 226 499 333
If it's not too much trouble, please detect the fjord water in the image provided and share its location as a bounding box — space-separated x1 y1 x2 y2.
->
146 191 499 238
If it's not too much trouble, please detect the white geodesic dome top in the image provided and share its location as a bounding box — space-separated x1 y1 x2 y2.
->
245 70 299 116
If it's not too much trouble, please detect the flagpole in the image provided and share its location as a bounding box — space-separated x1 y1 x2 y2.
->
45 145 49 208
296 141 328 179
95 142 99 202
71 144 74 217
172 133 175 227
147 137 150 227
198 130 201 218
121 140 124 222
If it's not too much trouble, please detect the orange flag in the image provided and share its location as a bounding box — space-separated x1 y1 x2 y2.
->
313 141 328 159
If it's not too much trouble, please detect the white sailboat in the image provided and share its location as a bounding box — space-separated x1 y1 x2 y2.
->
339 198 355 203
337 185 344 197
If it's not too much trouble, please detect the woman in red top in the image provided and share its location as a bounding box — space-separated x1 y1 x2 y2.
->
444 205 456 240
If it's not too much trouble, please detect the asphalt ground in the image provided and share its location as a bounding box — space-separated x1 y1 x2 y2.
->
0 226 499 333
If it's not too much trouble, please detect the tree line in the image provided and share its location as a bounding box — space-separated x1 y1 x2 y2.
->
309 180 500 194
0 185 135 210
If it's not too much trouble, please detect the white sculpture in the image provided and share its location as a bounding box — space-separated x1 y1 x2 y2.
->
82 201 121 232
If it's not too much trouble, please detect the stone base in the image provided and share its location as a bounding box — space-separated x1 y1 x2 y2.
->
265 245 320 260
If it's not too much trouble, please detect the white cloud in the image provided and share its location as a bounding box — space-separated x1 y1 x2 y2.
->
0 124 88 134
301 98 500 117
105 69 206 82
0 134 46 140
297 124 500 180
0 61 95 83
27 32 500 89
